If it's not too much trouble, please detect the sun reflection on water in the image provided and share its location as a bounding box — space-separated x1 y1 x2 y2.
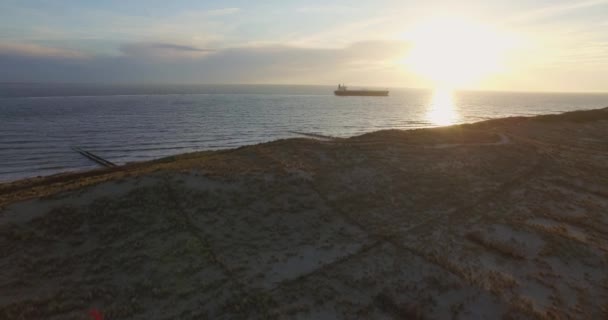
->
426 88 460 126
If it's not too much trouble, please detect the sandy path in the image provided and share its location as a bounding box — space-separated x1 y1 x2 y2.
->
427 133 510 149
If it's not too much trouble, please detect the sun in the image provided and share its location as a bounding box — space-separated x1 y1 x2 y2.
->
402 17 512 88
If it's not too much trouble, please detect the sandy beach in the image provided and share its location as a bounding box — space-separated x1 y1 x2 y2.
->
1 107 607 319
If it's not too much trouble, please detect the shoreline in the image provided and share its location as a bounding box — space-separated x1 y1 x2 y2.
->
3 88 607 184
1 107 605 202
1 107 602 196
1 107 608 319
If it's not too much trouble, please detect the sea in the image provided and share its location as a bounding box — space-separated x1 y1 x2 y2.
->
1 83 607 182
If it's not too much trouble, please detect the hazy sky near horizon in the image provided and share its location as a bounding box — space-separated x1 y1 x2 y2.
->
1 0 607 91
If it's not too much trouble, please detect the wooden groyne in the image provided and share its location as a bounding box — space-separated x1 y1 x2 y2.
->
72 147 116 168
289 131 336 140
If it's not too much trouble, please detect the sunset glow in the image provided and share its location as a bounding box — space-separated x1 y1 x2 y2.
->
403 17 514 88
0 1 607 91
427 88 460 126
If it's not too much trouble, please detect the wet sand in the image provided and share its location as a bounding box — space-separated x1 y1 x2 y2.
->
1 108 607 319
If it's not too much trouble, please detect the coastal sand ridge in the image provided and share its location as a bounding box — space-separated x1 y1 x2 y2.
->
1 108 607 319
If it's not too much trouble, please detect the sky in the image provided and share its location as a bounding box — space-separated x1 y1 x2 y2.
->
0 0 607 91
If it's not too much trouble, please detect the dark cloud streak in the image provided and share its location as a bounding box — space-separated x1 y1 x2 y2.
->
119 43 215 55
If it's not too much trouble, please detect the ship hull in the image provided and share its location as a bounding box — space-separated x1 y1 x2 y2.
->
334 90 389 96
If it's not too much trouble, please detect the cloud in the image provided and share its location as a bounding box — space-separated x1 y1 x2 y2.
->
0 7 240 49
290 17 393 47
0 40 410 84
119 43 215 58
0 43 86 59
507 0 608 23
296 5 357 14
204 8 240 16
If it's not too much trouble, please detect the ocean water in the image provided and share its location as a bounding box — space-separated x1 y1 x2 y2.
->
1 83 607 182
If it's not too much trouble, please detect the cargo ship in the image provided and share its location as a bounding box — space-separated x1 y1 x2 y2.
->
334 84 389 96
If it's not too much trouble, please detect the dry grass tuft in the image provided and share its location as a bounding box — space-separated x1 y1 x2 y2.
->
374 292 427 320
507 295 573 320
465 231 526 260
425 251 519 297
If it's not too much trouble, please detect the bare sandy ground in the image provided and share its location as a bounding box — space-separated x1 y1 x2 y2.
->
1 108 607 319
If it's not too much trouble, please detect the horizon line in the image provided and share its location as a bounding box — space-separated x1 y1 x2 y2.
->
1 81 608 95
